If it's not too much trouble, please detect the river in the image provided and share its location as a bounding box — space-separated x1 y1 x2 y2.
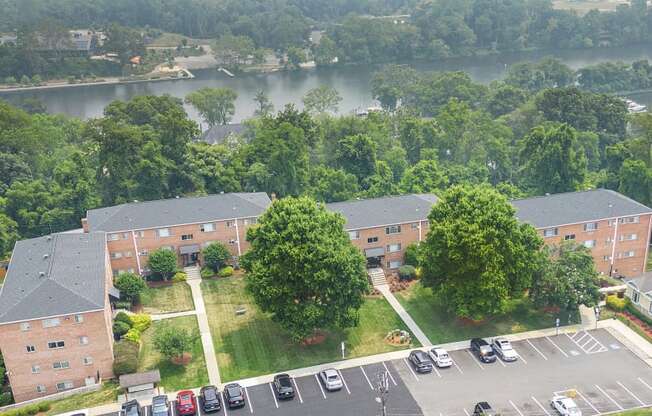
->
3 44 652 127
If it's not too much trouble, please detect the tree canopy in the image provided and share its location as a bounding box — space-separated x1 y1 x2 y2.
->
185 87 238 127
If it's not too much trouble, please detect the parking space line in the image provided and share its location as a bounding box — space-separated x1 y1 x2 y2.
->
496 356 506 367
221 392 229 416
527 339 548 360
575 332 589 343
545 336 568 358
617 381 646 406
432 365 442 378
244 386 254 413
516 352 528 364
403 358 420 381
144 406 148 416
360 366 374 390
463 408 470 416
595 384 623 410
291 378 303 403
638 377 652 391
451 358 464 374
466 350 485 370
575 390 600 415
337 369 351 395
382 362 398 386
531 396 551 416
314 374 327 399
268 383 279 409
509 400 525 416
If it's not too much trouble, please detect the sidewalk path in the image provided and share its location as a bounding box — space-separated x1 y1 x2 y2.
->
377 284 433 347
579 304 597 329
186 277 221 387
150 310 197 321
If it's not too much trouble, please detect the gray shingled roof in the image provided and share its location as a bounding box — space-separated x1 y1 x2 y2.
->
511 189 652 229
627 272 652 294
326 194 438 230
120 370 161 388
86 193 271 233
0 233 107 324
199 123 248 145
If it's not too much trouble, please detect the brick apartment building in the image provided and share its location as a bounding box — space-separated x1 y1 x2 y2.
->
82 193 271 275
512 189 652 277
326 194 436 270
0 233 116 402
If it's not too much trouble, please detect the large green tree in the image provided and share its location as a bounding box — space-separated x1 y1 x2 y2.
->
302 86 342 115
420 185 545 320
185 87 238 127
242 197 368 341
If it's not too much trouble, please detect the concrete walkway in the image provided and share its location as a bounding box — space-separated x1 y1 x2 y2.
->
150 310 197 321
579 304 598 329
186 276 221 387
377 284 433 347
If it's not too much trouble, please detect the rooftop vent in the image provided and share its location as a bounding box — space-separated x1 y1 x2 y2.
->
175 196 180 199
43 254 49 259
38 272 45 278
46 236 52 241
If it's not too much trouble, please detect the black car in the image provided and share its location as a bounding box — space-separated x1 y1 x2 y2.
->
408 350 434 373
473 402 496 416
199 385 222 413
223 383 246 409
273 374 295 399
121 400 142 416
151 395 170 416
470 338 497 363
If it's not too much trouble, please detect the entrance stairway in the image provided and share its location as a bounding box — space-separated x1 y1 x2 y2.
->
367 267 388 287
184 265 201 280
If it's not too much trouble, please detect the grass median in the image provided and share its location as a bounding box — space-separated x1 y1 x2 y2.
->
139 282 194 314
202 276 418 381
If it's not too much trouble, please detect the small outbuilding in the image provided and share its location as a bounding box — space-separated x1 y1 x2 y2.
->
119 370 161 394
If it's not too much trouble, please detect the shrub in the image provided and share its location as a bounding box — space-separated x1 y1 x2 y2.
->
115 300 132 310
404 243 420 267
131 314 152 332
113 341 139 376
113 321 131 337
153 324 195 360
114 272 147 303
626 302 652 326
218 266 234 277
606 294 628 312
114 311 134 327
124 328 141 343
148 248 178 280
31 75 41 85
203 242 230 272
398 265 417 281
172 272 187 283
20 75 30 85
201 267 215 279
4 76 16 85
0 392 12 406
1 401 51 416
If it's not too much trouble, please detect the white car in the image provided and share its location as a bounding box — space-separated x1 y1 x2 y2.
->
491 338 518 362
429 347 453 368
551 395 582 416
319 369 343 391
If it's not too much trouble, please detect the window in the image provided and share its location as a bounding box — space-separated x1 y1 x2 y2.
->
543 228 558 238
157 228 171 238
619 216 640 224
124 251 133 258
348 231 360 240
411 223 419 230
622 251 635 258
367 237 379 244
48 340 65 349
564 234 576 241
226 221 235 228
56 381 73 391
79 336 89 345
139 249 148 256
387 243 402 253
20 322 31 331
83 356 93 365
110 252 123 259
603 255 611 261
620 234 638 241
200 223 215 232
36 385 46 393
385 225 401 235
583 240 596 248
583 222 598 232
632 290 640 304
135 231 145 238
228 239 237 245
244 218 257 225
181 234 193 241
162 245 175 251
42 318 60 328
26 345 35 353
52 361 70 370
31 365 40 374
107 233 120 241
74 314 83 323
387 260 402 269
112 269 122 277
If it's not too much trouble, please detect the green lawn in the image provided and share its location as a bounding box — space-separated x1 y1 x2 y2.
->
44 381 119 415
395 282 576 344
202 277 418 381
139 283 194 314
611 409 652 416
138 316 208 391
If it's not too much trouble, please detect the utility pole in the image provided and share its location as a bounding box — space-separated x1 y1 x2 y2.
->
375 370 390 416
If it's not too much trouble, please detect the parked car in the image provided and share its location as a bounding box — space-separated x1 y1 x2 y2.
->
176 390 197 416
319 368 344 391
224 383 246 409
429 347 453 368
470 338 497 363
121 400 142 416
151 395 170 416
491 338 518 362
551 395 582 416
199 385 222 413
473 402 496 416
409 350 434 373
273 373 295 399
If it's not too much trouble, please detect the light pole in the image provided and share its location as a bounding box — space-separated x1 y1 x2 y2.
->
375 370 390 416
594 305 601 330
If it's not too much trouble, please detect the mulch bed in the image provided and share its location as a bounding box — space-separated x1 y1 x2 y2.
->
171 352 192 365
619 311 652 338
302 331 327 346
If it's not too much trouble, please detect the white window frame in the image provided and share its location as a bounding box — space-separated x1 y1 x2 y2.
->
244 217 257 226
135 230 145 238
583 222 598 231
632 290 640 304
385 225 401 235
388 260 402 269
622 251 635 258
181 234 193 241
367 236 379 244
620 216 640 224
583 240 596 248
564 234 576 241
157 228 171 238
603 255 611 261
53 361 70 370
348 231 360 240
620 234 638 241
20 322 31 331
139 249 149 256
543 228 558 238
387 243 402 253
83 356 93 365
107 233 120 241
47 340 65 349
74 314 83 323
79 336 89 345
42 318 60 328
31 365 40 374
226 221 235 228
26 345 35 353
56 381 73 391
110 252 123 259
200 223 215 232
36 385 46 393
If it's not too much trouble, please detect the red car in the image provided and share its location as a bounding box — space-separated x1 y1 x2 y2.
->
176 391 197 416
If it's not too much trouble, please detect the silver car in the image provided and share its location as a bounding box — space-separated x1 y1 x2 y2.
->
319 369 343 391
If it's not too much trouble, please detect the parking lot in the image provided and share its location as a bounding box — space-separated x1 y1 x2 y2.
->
394 328 652 416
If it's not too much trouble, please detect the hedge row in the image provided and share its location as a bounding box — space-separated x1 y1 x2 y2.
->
0 401 50 416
